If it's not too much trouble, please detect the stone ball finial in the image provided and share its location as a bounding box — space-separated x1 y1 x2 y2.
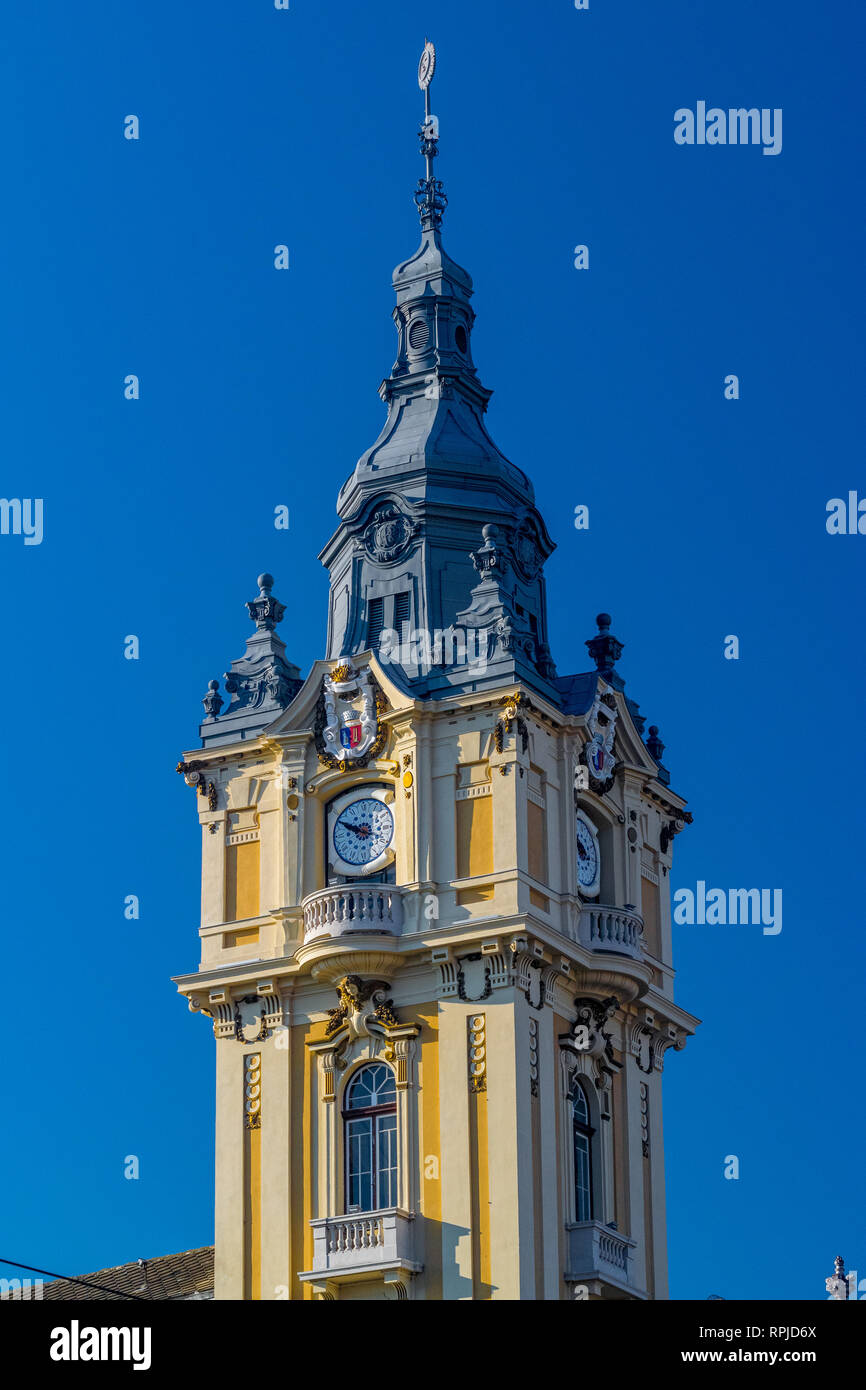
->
481 524 498 543
646 725 665 762
596 613 611 631
258 572 274 593
202 678 224 719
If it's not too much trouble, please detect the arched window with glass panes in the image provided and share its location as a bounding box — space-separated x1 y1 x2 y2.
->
571 1079 595 1222
343 1063 398 1213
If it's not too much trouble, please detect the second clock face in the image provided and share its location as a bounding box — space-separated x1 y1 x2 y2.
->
576 814 600 895
332 796 395 870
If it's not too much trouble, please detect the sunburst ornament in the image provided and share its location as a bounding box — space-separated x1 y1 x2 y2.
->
418 39 436 91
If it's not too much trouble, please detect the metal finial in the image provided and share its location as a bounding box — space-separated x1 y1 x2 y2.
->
414 39 447 230
825 1254 850 1300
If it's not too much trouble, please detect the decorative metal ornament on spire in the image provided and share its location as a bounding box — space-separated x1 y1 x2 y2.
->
414 38 448 230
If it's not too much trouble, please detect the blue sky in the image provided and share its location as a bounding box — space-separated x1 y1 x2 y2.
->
0 0 862 1300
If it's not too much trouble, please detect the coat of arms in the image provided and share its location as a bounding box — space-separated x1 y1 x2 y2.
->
579 688 618 794
315 662 388 769
363 503 418 565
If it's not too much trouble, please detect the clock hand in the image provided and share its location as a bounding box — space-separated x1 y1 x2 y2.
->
342 821 371 839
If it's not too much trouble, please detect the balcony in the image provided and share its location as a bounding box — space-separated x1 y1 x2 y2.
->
578 904 644 960
302 884 404 944
564 1221 645 1299
298 1209 422 1293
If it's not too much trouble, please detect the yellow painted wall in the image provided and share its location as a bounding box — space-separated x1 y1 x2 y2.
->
225 840 260 921
643 1146 655 1298
532 1089 544 1298
244 1121 261 1299
413 1004 442 1300
554 1014 569 1300
468 1083 492 1299
291 1020 325 1301
527 800 547 884
641 876 661 957
612 1067 626 1231
224 926 260 950
456 796 493 878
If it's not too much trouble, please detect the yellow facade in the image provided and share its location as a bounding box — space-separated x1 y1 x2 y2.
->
174 656 699 1300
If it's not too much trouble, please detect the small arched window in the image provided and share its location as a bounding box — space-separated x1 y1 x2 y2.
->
343 1063 397 1213
572 1080 595 1222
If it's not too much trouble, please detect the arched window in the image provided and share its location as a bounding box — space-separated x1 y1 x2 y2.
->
572 1080 595 1222
343 1063 397 1213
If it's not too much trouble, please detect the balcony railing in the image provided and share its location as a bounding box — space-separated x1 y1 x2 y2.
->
578 904 644 959
565 1221 642 1297
300 1209 421 1284
302 884 404 943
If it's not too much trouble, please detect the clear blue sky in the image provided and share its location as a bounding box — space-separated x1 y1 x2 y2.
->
0 0 862 1301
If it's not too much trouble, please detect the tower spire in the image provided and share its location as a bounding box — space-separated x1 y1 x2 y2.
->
414 39 447 230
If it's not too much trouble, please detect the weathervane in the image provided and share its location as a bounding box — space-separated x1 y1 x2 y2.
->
414 39 447 230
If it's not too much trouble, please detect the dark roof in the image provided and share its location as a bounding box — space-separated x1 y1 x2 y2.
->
553 670 598 715
1 1246 214 1301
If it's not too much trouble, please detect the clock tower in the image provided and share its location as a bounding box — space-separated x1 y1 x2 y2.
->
173 46 699 1302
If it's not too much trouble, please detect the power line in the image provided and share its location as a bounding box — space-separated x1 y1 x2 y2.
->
0 1257 151 1301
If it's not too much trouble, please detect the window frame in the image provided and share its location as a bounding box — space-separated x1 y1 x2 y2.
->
342 1063 398 1214
571 1078 595 1223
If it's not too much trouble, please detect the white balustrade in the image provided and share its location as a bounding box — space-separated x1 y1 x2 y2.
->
302 885 403 942
578 904 644 958
307 1208 419 1277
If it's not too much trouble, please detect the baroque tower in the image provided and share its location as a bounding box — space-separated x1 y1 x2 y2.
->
174 44 698 1302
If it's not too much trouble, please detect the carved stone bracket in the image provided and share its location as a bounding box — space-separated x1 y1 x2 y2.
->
629 1008 687 1073
435 940 565 1008
435 949 509 1001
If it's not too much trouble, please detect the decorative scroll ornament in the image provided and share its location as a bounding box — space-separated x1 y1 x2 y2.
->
244 1053 262 1130
573 997 621 1069
317 975 419 1075
325 975 399 1040
468 1014 487 1093
529 1017 539 1097
640 1081 649 1158
513 519 543 581
580 689 618 794
363 503 419 565
176 762 219 810
315 662 388 769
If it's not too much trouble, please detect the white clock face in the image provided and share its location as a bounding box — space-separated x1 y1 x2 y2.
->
576 814 600 895
332 797 394 870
